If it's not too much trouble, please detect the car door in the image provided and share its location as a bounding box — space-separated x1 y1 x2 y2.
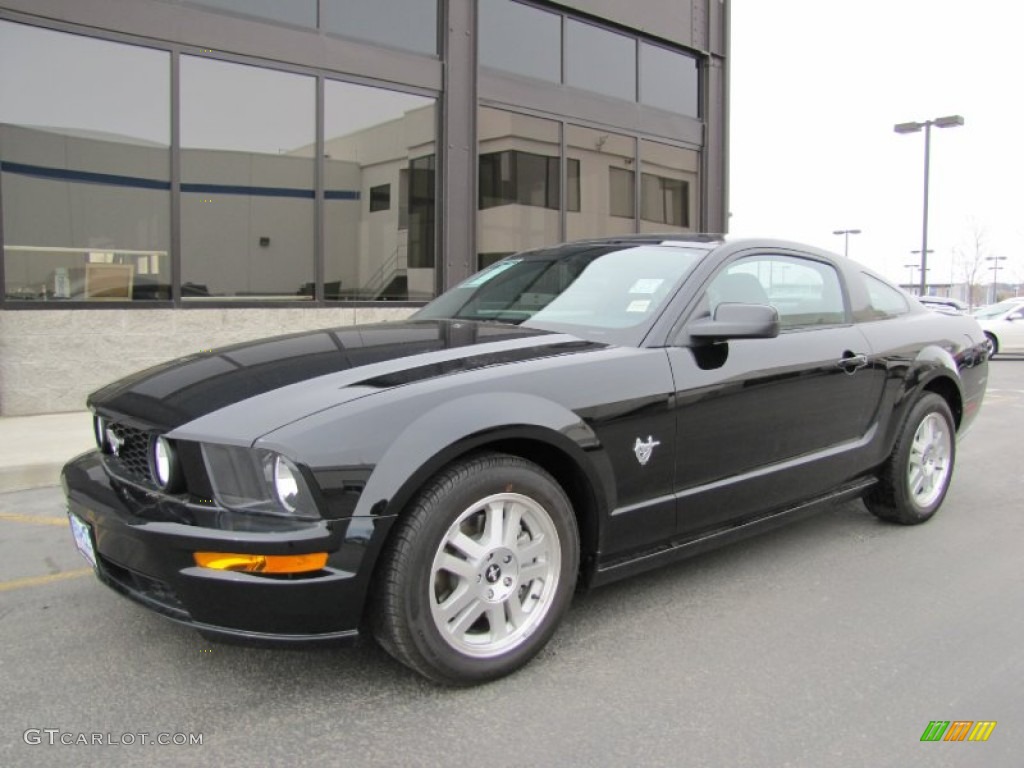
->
998 305 1024 351
666 250 886 538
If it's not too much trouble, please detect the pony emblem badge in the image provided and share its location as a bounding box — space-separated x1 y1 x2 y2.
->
633 436 661 466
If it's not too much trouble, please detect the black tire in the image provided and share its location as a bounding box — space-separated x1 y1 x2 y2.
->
864 393 955 525
371 452 579 685
985 333 998 359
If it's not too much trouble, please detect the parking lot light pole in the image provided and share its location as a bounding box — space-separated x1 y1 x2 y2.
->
986 256 1007 303
910 249 933 295
904 263 919 291
894 115 965 295
832 229 861 258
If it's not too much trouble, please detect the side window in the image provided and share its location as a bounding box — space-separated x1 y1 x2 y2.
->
860 273 909 320
707 254 846 330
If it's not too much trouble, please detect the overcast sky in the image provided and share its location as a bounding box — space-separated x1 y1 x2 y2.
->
729 0 1022 288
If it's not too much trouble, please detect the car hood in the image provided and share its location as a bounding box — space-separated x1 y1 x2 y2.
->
89 319 602 434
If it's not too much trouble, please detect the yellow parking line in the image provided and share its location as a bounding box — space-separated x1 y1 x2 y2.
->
0 568 93 592
0 512 68 527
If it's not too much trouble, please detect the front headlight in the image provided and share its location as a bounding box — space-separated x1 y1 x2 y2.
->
201 443 320 520
150 436 184 492
94 414 109 453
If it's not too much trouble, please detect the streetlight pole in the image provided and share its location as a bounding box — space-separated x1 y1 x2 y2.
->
832 228 861 259
910 249 933 296
894 115 964 296
986 256 1007 303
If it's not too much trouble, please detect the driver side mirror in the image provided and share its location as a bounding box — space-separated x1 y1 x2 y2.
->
688 302 780 341
1008 311 1024 321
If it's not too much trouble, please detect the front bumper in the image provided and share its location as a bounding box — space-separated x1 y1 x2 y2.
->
62 450 393 646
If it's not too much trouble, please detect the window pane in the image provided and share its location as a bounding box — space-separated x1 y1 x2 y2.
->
184 0 316 27
609 168 635 219
640 140 698 234
1 21 170 302
324 80 437 300
711 256 846 329
566 125 636 239
477 108 561 268
861 273 909 320
180 57 314 300
479 0 561 83
640 43 699 117
566 20 635 101
322 0 438 55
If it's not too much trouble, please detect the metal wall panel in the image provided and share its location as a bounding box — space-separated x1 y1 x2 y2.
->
554 0 695 50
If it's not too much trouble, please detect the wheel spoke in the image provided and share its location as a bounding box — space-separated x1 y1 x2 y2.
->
507 594 528 629
448 598 487 638
519 561 549 585
517 535 547 564
437 583 477 622
483 500 505 549
908 466 925 496
486 604 509 642
448 531 486 563
501 501 525 550
436 552 476 581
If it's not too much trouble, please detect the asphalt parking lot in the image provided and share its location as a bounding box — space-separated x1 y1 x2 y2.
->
2 359 1022 768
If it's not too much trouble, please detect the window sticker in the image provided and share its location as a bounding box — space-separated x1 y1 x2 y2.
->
629 278 664 294
462 260 522 288
626 299 651 313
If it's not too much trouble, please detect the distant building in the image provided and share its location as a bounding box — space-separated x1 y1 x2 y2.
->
0 0 728 415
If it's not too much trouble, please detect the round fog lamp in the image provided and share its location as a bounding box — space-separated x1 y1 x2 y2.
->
273 456 302 513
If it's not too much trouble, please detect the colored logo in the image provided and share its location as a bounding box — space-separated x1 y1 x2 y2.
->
920 721 997 742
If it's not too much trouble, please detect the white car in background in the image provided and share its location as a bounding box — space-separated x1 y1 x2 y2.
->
974 298 1024 357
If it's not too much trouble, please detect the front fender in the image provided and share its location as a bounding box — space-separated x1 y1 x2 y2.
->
360 392 609 520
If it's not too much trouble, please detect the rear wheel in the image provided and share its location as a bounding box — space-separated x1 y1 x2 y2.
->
984 333 998 359
372 452 579 685
865 393 955 525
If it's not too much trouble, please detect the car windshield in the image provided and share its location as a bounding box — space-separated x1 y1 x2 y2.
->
415 243 707 341
973 300 1024 319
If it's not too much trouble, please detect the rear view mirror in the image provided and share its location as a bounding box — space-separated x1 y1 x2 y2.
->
689 303 780 341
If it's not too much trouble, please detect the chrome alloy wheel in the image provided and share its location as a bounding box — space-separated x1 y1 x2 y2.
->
906 412 953 509
429 492 561 658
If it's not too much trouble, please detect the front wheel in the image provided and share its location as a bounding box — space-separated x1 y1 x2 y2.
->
864 393 955 525
372 452 579 685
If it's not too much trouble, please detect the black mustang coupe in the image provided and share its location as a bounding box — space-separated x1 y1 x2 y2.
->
63 236 988 684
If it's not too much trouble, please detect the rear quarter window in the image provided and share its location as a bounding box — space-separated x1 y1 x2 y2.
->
858 273 909 321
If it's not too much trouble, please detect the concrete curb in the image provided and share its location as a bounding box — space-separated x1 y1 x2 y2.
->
0 463 68 493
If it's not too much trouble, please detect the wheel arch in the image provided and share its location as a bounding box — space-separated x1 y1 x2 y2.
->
358 394 613 603
920 374 963 430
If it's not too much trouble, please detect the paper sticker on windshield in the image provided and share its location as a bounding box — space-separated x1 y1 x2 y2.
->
463 260 521 288
626 300 651 313
629 278 664 294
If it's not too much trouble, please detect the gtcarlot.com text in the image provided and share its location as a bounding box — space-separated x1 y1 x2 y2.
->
23 729 203 747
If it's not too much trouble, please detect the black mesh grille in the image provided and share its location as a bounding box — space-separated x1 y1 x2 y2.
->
105 422 154 487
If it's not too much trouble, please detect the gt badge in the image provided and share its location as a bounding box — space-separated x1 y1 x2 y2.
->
633 436 661 466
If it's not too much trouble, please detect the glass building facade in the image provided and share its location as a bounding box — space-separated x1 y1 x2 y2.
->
0 0 727 414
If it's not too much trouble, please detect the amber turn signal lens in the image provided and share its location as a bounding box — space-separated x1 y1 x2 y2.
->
193 551 328 574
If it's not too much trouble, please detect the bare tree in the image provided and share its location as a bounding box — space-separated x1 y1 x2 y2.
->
954 219 988 309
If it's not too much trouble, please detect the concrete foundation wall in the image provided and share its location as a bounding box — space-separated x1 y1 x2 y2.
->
0 306 415 415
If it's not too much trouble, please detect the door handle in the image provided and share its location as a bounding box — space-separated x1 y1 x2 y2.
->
837 352 869 374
